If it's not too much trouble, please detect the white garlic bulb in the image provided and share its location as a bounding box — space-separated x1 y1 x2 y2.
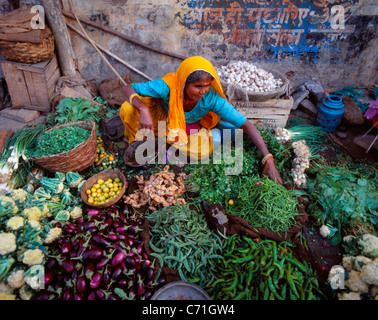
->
217 61 283 93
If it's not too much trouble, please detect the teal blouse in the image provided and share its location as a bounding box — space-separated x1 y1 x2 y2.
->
131 79 247 128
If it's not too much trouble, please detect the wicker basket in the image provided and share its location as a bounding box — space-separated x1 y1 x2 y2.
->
30 120 97 173
0 34 55 64
342 95 365 126
80 170 127 208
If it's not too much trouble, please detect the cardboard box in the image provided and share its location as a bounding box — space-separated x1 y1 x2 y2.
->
1 54 60 113
230 97 293 130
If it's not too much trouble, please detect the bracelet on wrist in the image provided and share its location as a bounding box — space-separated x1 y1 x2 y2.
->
129 93 141 105
262 153 273 165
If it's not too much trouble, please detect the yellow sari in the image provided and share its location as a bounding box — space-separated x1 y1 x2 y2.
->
120 56 226 160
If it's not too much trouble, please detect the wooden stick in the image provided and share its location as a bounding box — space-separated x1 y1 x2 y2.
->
62 9 186 61
67 22 153 81
68 0 127 85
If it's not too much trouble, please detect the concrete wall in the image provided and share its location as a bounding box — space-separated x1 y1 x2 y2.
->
1 0 377 91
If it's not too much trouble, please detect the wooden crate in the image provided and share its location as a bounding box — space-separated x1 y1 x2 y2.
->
1 54 60 113
230 97 293 130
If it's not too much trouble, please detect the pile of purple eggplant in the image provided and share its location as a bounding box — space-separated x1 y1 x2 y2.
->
33 205 165 300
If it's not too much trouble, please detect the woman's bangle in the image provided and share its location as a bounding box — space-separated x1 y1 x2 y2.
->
262 153 273 165
129 93 141 105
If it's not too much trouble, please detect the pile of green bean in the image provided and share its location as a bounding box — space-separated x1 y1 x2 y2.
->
206 234 323 300
227 175 301 234
146 204 223 287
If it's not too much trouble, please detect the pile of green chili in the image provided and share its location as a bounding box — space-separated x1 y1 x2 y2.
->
227 175 301 234
146 203 223 287
26 125 90 158
206 234 323 300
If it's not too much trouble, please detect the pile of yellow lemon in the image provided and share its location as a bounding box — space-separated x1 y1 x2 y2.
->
85 177 123 205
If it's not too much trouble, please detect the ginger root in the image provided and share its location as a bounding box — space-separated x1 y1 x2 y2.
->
123 166 187 211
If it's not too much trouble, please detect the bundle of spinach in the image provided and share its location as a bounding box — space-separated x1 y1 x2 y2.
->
46 97 106 127
307 165 378 235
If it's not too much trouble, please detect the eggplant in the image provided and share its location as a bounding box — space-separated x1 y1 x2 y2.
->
147 267 154 280
115 225 126 233
60 259 74 273
136 217 144 226
136 244 143 254
87 227 98 234
108 234 118 241
63 288 72 300
67 223 76 230
142 259 152 270
96 289 106 300
76 276 87 293
44 271 55 286
107 294 118 300
45 258 57 270
117 278 128 287
143 290 153 300
92 235 110 247
33 292 56 300
87 208 102 216
83 221 96 231
88 291 96 300
111 251 125 267
74 293 83 300
102 271 111 287
84 263 96 279
60 242 72 254
103 219 113 228
96 257 110 269
90 272 102 289
82 248 103 261
111 266 123 280
116 234 126 241
125 257 136 266
113 220 121 228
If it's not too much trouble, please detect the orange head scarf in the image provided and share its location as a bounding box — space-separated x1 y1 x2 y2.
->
161 56 226 146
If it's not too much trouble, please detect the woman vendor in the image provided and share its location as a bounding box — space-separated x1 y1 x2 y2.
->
120 56 283 184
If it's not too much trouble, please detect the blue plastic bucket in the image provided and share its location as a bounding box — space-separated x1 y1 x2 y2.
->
316 95 345 132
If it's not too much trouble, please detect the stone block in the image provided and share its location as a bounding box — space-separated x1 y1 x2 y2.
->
0 108 41 123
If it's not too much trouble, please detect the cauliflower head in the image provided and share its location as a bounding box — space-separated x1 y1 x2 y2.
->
24 206 42 222
6 216 24 231
0 195 18 214
358 234 378 259
22 248 44 266
44 227 62 244
360 261 378 286
0 232 17 255
7 269 25 289
70 206 82 220
10 189 28 203
337 292 361 300
344 270 369 294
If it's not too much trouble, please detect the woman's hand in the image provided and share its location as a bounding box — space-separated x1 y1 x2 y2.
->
262 157 283 185
138 106 154 132
122 84 154 132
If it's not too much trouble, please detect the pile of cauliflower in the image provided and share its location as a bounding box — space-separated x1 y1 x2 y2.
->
328 233 378 300
0 171 85 300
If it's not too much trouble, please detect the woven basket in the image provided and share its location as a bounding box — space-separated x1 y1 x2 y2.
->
30 120 97 173
0 34 55 64
342 95 365 126
80 170 127 208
